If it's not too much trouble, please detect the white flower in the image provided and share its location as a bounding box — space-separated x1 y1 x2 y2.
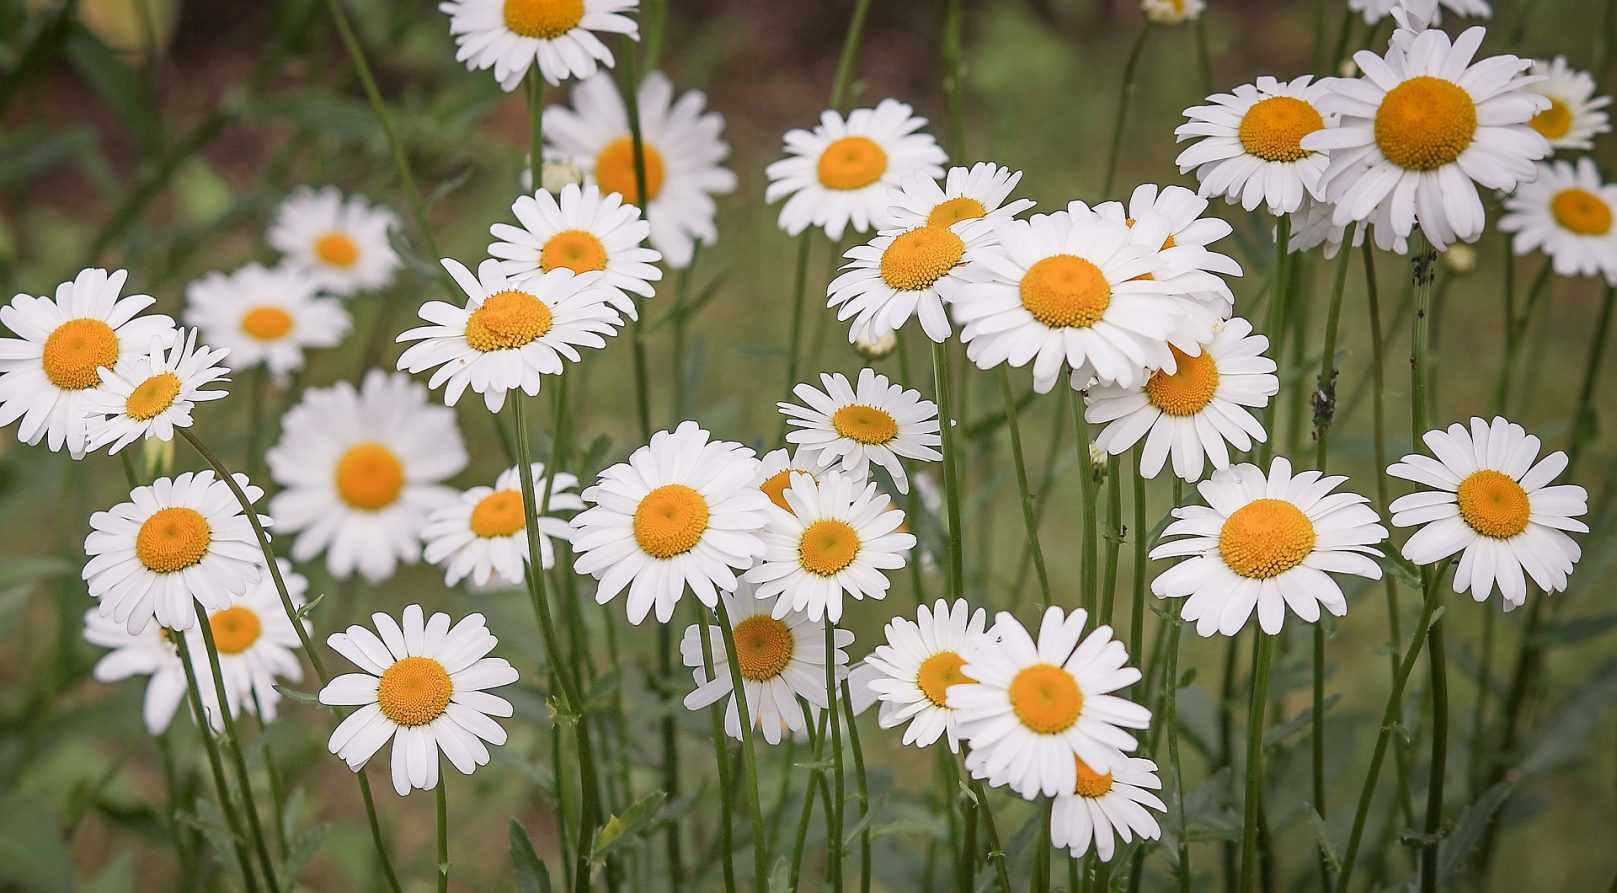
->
1524 56 1611 152
184 263 350 379
267 187 401 296
752 446 864 512
862 598 991 752
84 329 230 455
1175 76 1335 216
1286 194 1408 258
780 368 941 495
1499 158 1617 284
1095 184 1243 328
827 213 998 343
83 609 192 735
440 0 637 90
198 559 310 724
880 163 1035 231
488 183 663 320
423 463 582 588
1142 0 1205 24
1348 0 1489 25
1051 755 1166 862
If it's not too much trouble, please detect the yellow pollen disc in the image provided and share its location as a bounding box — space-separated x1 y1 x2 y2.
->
502 0 583 38
1456 469 1531 539
798 519 860 576
1218 498 1316 579
1550 187 1613 236
732 615 795 682
541 229 609 274
1374 76 1477 172
470 489 527 538
816 136 888 191
376 656 453 727
136 507 212 574
760 469 806 512
927 196 988 227
335 442 405 511
595 138 666 205
41 318 119 390
1530 98 1572 140
124 372 182 421
464 289 553 352
1145 346 1220 416
880 226 966 291
1238 96 1325 162
1074 757 1115 798
314 232 359 268
1008 663 1084 735
1020 255 1111 328
633 484 710 558
831 404 899 445
209 606 262 655
917 650 973 707
241 306 294 342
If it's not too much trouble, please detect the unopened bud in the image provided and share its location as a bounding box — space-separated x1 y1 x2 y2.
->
1442 244 1477 276
853 330 898 361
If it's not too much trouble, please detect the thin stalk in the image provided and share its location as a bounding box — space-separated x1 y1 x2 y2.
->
933 341 966 599
839 679 871 893
1165 620 1190 893
1238 632 1275 893
619 43 655 444
780 236 813 437
936 744 967 893
244 366 267 484
1257 216 1294 464
1568 284 1616 472
1497 261 1553 413
173 633 261 893
828 0 875 110
1000 367 1051 605
967 776 1013 893
714 596 770 893
1011 396 1069 603
1194 16 1213 95
1477 594 1544 873
693 596 736 892
824 622 846 893
156 731 195 878
1034 798 1052 892
1102 24 1153 195
1070 390 1100 615
435 777 449 893
1101 454 1123 624
528 72 545 182
248 690 288 857
1130 448 1148 661
940 0 967 158
788 711 830 892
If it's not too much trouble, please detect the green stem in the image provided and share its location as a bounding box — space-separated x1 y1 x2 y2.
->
1129 447 1148 662
1102 24 1153 196
1257 216 1294 464
172 632 261 893
435 776 449 893
824 622 845 893
788 710 829 892
1071 389 1099 615
839 679 872 893
155 730 196 878
248 690 288 857
933 341 966 599
1497 261 1552 414
697 602 738 893
1165 619 1190 893
528 72 546 184
1239 632 1275 893
828 0 875 110
968 776 1012 893
245 366 267 485
1000 367 1051 606
714 596 770 893
1034 798 1052 892
1568 284 1616 473
619 44 654 445
780 236 813 438
940 0 967 158
1101 454 1123 625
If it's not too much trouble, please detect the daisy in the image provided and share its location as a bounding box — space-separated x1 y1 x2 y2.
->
1348 0 1489 25
1141 0 1205 24
83 609 194 735
570 421 770 624
267 187 401 296
1094 184 1243 327
83 470 268 634
826 211 999 343
319 605 518 796
396 258 622 412
199 559 310 723
1174 76 1335 216
1499 159 1617 283
950 606 1151 799
184 263 350 379
84 329 230 455
0 267 175 457
1050 755 1166 862
1149 457 1389 636
544 71 735 267
880 163 1035 231
487 183 663 319
752 446 863 513
779 368 941 495
1086 317 1278 482
266 370 467 583
1524 56 1611 152
440 0 638 90
680 584 851 745
423 463 583 588
1388 416 1588 608
862 598 992 752
1287 195 1409 259
765 99 948 241
1302 27 1550 250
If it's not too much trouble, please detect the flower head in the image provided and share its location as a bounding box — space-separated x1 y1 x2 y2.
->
1500 158 1617 284
863 598 992 752
84 328 230 455
780 368 941 495
489 182 663 320
1051 755 1165 862
1175 76 1335 217
1524 56 1611 152
423 463 582 588
268 187 401 296
440 0 638 89
184 263 349 379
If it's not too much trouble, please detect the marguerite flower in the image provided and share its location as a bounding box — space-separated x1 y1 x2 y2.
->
1524 56 1611 152
1175 76 1335 216
1348 0 1489 25
488 183 662 319
440 0 638 90
1095 184 1243 327
826 212 998 343
1500 158 1617 283
83 609 193 734
779 368 941 495
267 187 401 296
423 463 583 588
266 371 467 583
1051 755 1166 862
84 329 230 455
184 263 350 378
752 446 863 513
862 598 991 752
1142 0 1205 24
198 559 309 723
1287 194 1408 258
880 163 1035 231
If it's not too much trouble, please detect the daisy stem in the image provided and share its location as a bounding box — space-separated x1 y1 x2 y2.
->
435 773 449 892
967 775 1012 893
1129 447 1147 662
1568 283 1616 473
828 0 874 111
1034 797 1052 892
1238 630 1275 893
155 730 196 878
619 43 654 445
713 596 770 893
692 600 738 893
1497 262 1552 414
528 72 545 184
1101 454 1123 624
245 365 267 484
172 632 262 893
1194 16 1213 96
1070 389 1099 616
1165 618 1190 893
839 678 872 893
1000 366 1052 607
788 710 829 892
118 449 141 490
822 621 846 893
1101 23 1152 197
940 0 967 158
248 689 288 857
933 340 966 599
780 235 813 439
1257 216 1293 465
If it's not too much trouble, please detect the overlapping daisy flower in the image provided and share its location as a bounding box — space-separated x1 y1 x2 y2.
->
1094 184 1243 329
752 445 863 513
1051 755 1166 862
185 263 350 379
1287 194 1409 258
441 0 638 90
84 328 230 455
1500 158 1617 283
267 186 401 296
1524 56 1612 152
1349 0 1489 24
1141 0 1205 25
1175 75 1335 216
881 163 1035 232
196 559 310 724
779 368 940 495
488 182 663 319
83 608 196 735
423 462 583 588
862 598 992 752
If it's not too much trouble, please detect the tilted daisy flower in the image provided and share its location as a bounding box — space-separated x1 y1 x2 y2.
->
83 609 195 735
544 71 735 267
440 0 637 90
862 598 992 752
1142 0 1205 24
826 210 999 344
267 371 467 583
396 259 622 412
765 99 948 241
880 163 1035 231
319 605 518 796
184 263 350 379
1149 457 1389 636
1174 76 1335 216
0 267 175 457
1348 0 1488 25
423 463 583 588
488 183 663 319
1525 56 1611 152
1388 416 1587 608
1086 317 1278 482
752 446 864 513
1287 194 1408 259
743 470 915 623
267 187 401 296
83 470 268 634
779 368 941 495
1499 159 1617 283
1096 185 1243 327
1302 26 1549 250
950 606 1151 799
84 329 230 455
571 421 770 624
199 559 309 724
1051 755 1166 862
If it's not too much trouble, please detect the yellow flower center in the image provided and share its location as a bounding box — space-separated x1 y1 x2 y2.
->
502 0 583 38
798 519 860 576
1550 187 1613 236
1074 756 1115 798
1456 469 1531 539
1020 255 1111 328
732 615 795 682
880 226 966 291
540 229 609 274
135 507 212 574
633 484 709 559
470 489 527 538
335 442 405 511
41 318 119 390
816 136 888 191
927 196 988 227
1238 95 1325 162
831 404 899 445
1530 97 1572 140
1218 498 1316 579
124 371 183 421
314 232 359 268
241 306 294 342
464 289 553 352
917 650 973 708
209 606 262 655
1008 663 1083 735
1144 346 1220 416
376 656 453 727
1374 76 1477 172
594 138 666 205
760 468 808 512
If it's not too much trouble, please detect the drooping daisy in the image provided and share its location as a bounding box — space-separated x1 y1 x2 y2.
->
1149 457 1389 636
1095 184 1243 325
1499 159 1617 283
826 213 998 343
1388 416 1587 608
779 368 941 495
862 598 992 752
199 559 309 723
1348 0 1489 25
1050 755 1166 862
440 0 638 90
752 446 864 513
423 463 583 588
396 259 622 412
880 163 1035 231
1141 0 1205 24
1175 76 1335 216
950 606 1151 799
266 370 467 583
319 605 518 796
84 329 230 455
0 267 175 457
1086 317 1278 482
83 470 268 634
544 71 735 267
680 584 850 745
488 183 663 319
1287 194 1409 259
267 187 401 296
1524 56 1611 152
765 99 948 241
83 609 194 735
184 263 350 379
570 421 770 624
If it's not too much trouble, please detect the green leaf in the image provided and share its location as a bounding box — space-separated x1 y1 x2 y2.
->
510 819 552 893
1377 553 1423 589
590 791 667 864
1262 693 1341 749
1308 809 1341 880
1520 658 1617 775
273 684 321 704
283 821 331 882
1529 611 1617 648
1436 782 1511 880
61 26 159 154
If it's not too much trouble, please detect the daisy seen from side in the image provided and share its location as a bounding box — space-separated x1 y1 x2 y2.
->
184 263 349 379
488 182 663 319
440 0 638 90
779 368 941 495
423 462 583 588
862 597 992 752
267 187 401 296
1095 184 1243 328
83 609 193 735
1524 56 1611 152
84 328 230 455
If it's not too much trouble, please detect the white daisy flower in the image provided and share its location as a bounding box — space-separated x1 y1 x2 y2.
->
1095 184 1243 330
880 163 1035 231
779 368 941 495
319 605 518 796
84 329 230 455
765 99 948 241
862 598 991 752
1051 755 1166 862
1500 158 1617 284
950 606 1151 799
423 463 583 588
267 187 401 296
199 559 310 724
0 267 175 457
83 470 268 634
1525 56 1611 152
266 370 467 583
396 259 622 412
440 0 637 90
1141 0 1204 23
1149 456 1389 636
1174 76 1335 217
752 446 864 513
570 421 770 624
83 609 194 735
826 212 998 344
1348 0 1489 25
1286 194 1409 258
184 263 350 379
1388 416 1588 609
488 183 663 320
